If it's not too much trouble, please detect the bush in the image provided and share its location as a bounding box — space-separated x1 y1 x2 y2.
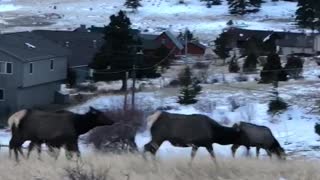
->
65 162 109 180
77 83 97 92
228 97 240 111
167 79 180 87
86 108 147 153
235 74 248 82
268 97 288 115
193 62 208 69
284 56 303 79
315 123 320 136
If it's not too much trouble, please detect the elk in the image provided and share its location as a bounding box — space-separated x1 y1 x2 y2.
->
8 107 114 161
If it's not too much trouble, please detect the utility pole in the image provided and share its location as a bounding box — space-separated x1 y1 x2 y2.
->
131 64 136 110
131 49 143 110
123 71 129 111
184 28 188 65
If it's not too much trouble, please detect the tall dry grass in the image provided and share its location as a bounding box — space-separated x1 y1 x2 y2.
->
0 151 319 180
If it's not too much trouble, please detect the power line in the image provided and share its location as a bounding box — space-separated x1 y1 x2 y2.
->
78 47 177 74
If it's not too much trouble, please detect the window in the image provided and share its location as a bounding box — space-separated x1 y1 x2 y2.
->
50 59 54 71
6 62 12 74
0 62 13 74
0 89 4 101
161 38 166 44
29 63 33 74
0 62 5 73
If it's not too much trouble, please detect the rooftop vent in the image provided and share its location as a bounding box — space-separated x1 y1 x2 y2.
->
25 43 36 49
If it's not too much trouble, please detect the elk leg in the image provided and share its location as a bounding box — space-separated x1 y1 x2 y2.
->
266 149 272 159
143 139 163 160
190 146 198 162
246 146 250 157
205 145 217 164
27 142 35 159
256 147 260 159
65 141 80 160
231 144 240 158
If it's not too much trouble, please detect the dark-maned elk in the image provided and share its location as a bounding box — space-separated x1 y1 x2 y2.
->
231 121 286 160
8 107 114 162
143 111 243 163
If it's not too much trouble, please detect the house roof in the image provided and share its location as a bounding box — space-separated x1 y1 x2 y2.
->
0 32 70 62
33 30 104 67
225 27 318 48
161 31 184 50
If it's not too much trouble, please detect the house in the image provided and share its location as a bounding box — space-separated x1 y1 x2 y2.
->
224 27 319 56
33 30 105 83
0 32 69 124
182 40 207 56
155 31 184 56
314 34 320 54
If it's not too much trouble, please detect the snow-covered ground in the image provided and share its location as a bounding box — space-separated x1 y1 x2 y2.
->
0 0 301 42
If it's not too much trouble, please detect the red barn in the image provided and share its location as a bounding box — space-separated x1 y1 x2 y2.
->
155 31 184 56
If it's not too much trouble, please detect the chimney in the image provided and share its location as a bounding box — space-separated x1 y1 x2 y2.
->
93 40 97 48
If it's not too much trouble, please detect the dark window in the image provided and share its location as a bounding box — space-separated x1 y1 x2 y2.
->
0 62 5 73
6 62 12 74
50 59 54 70
29 63 33 74
161 38 166 44
0 89 4 100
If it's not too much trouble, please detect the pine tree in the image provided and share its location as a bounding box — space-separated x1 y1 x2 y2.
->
178 66 202 105
228 0 261 15
90 11 142 91
124 0 142 12
243 53 257 73
260 53 287 83
214 32 231 65
296 0 320 30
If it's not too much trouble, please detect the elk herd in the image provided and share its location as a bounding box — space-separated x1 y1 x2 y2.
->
6 107 286 163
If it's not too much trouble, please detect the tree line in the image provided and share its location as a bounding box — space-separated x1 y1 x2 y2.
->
124 0 320 31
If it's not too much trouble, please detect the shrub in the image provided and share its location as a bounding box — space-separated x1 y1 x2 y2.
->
228 97 240 111
86 108 147 153
235 74 248 82
268 97 288 115
65 162 109 180
315 123 320 136
193 62 208 69
284 56 303 79
168 79 180 87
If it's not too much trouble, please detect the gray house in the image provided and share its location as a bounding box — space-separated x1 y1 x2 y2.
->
33 30 104 83
0 32 69 124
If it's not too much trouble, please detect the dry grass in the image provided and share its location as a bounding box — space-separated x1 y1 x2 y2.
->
1 152 320 180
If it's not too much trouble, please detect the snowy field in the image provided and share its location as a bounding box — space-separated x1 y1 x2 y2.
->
2 61 320 161
0 0 300 43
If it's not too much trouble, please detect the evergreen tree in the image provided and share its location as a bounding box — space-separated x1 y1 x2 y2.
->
201 0 222 8
296 0 320 30
177 29 194 42
124 0 142 12
154 44 172 69
214 32 231 65
243 53 257 73
284 55 303 79
90 11 156 91
260 53 287 83
228 0 261 15
178 66 202 105
229 55 240 73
